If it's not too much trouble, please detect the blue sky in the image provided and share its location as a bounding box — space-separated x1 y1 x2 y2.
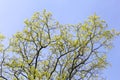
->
0 0 120 80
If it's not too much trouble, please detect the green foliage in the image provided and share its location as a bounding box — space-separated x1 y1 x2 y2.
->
0 10 119 80
0 33 5 52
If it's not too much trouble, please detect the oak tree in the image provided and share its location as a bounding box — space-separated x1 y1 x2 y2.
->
0 10 119 80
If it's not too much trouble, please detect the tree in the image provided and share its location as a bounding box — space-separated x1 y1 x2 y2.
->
0 10 119 80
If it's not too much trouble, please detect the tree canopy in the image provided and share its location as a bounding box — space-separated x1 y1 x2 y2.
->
0 10 119 80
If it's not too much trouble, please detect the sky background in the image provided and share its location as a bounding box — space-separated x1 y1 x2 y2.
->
0 0 120 80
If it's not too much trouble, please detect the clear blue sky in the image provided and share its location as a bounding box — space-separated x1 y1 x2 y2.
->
0 0 120 80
